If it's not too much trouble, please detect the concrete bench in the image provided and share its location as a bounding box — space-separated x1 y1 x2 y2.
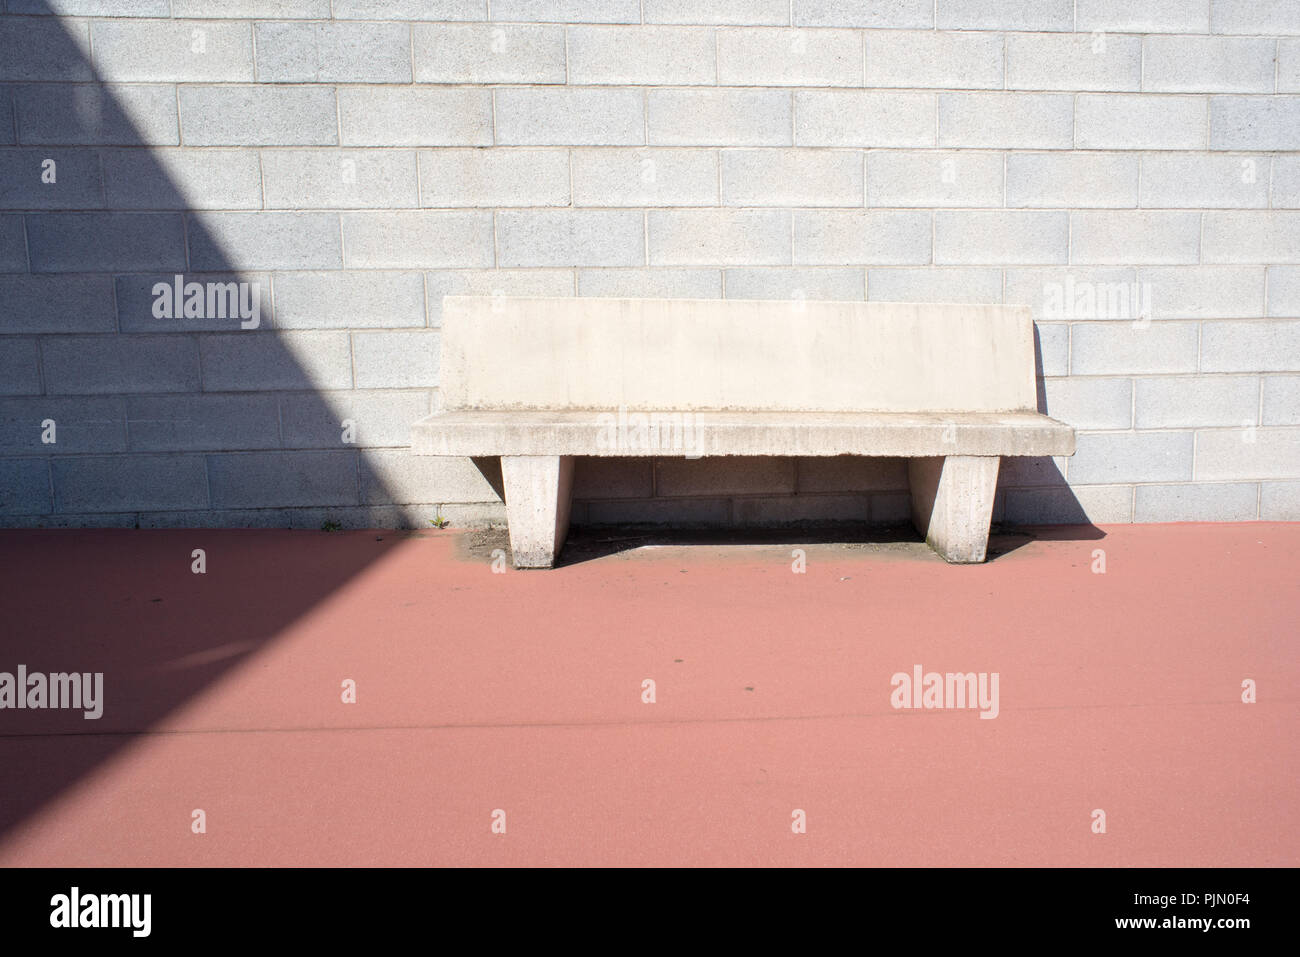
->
411 296 1075 568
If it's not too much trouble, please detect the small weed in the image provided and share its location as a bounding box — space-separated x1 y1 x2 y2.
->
321 520 342 532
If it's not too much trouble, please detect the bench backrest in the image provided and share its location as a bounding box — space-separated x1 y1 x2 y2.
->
439 297 1038 414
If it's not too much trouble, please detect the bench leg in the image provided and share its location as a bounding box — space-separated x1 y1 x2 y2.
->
908 456 1000 564
500 455 574 569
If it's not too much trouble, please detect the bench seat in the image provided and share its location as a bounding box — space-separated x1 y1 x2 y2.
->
413 410 1075 459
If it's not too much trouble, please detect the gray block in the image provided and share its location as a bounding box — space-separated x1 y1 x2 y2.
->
793 210 929 265
261 150 419 210
341 211 493 269
1210 0 1300 35
867 151 1003 208
490 0 640 22
1139 153 1269 209
935 211 1068 265
178 86 337 147
649 0 790 25
722 150 861 207
1076 0 1210 33
0 396 127 453
797 91 933 147
1201 321 1300 372
0 276 116 334
414 23 565 84
868 267 1002 304
1268 266 1300 316
273 271 426 330
1195 428 1300 481
200 331 353 392
1070 431 1194 484
650 209 791 266
578 267 720 299
1006 153 1138 209
16 84 178 146
1135 376 1260 428
426 269 576 325
1139 266 1265 319
792 0 932 27
43 335 200 395
0 18 94 82
53 454 208 512
0 458 50 515
92 19 255 82
498 209 645 268
280 389 431 449
936 0 1073 30
26 212 185 272
351 330 440 389
0 339 40 394
650 90 792 146
865 30 1002 89
1007 33 1142 92
1202 212 1300 264
421 149 571 208
1042 377 1133 430
726 266 864 301
255 21 411 83
102 148 263 210
939 93 1072 149
339 89 492 147
1261 481 1300 519
497 88 644 146
574 25 717 85
1070 211 1201 265
1262 376 1300 426
115 273 271 333
1070 322 1200 375
0 149 105 210
207 450 357 509
126 393 280 452
1143 36 1275 93
1075 95 1207 150
717 27 861 87
0 215 26 271
1210 98 1300 151
1134 482 1258 522
189 212 342 271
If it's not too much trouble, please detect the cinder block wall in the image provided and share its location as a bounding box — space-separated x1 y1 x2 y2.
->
1 0 1298 529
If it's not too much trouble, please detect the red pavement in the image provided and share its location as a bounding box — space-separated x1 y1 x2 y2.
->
0 523 1296 867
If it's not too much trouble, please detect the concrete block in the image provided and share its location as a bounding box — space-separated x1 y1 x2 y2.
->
583 496 729 526
280 390 431 449
1261 481 1300 518
498 209 644 268
1006 153 1138 209
722 149 861 207
795 91 931 147
92 19 254 82
1075 0 1210 33
339 89 491 147
718 27 861 86
496 88 644 146
53 454 207 512
272 271 426 330
650 90 791 146
179 86 336 146
867 151 1003 208
170 0 329 14
1070 431 1194 484
572 457 653 499
0 215 27 271
935 211 1068 266
1263 377 1300 425
0 276 117 334
351 330 440 389
650 209 791 266
1070 321 1200 375
572 25 716 85
341 211 492 269
126 393 280 452
1134 482 1258 522
1143 37 1275 93
1034 322 1069 377
115 272 271 333
1281 40 1300 94
645 0 788 24
1005 267 1140 321
936 0 1073 31
42 334 199 395
26 212 184 272
725 267 864 301
421 149 570 207
207 450 357 509
102 148 262 210
0 18 93 81
1043 377 1133 430
1075 95 1207 150
1210 97 1300 151
0 396 126 453
868 268 1002 304
1203 212 1300 264
797 456 908 493
1135 375 1260 428
0 339 40 395
16 84 178 146
190 212 342 271
1140 266 1265 319
1210 0 1300 35
254 21 411 83
1139 153 1269 209
865 30 1002 89
794 210 930 265
413 23 565 84
1007 33 1142 92
262 150 418 210
1274 155 1300 208
0 93 12 147
359 450 501 506
1070 211 1201 265
0 458 50 515
793 0 932 27
200 331 353 391
1200 320 1300 372
732 493 868 525
656 456 796 497
1195 428 1300 481
1267 266 1300 316
576 266 719 299
939 94 1072 150
490 0 640 22
571 148 715 207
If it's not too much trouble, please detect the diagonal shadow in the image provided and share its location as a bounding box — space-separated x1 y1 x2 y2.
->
0 4 418 842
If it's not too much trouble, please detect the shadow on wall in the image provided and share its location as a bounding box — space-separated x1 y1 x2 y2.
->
0 5 411 843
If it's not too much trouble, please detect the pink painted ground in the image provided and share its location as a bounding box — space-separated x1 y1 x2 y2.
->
0 523 1296 867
